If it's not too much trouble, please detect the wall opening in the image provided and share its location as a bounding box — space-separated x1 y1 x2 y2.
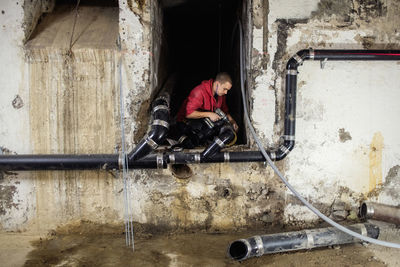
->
25 0 119 49
161 0 247 144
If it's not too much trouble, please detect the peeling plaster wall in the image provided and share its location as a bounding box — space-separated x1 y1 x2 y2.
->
257 0 400 225
1 0 400 233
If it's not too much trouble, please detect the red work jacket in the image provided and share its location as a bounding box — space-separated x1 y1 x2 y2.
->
176 79 229 122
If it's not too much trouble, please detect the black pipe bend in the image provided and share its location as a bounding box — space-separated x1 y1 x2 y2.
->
128 93 170 162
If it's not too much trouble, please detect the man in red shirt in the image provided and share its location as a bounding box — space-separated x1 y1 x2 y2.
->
172 72 238 150
177 72 238 131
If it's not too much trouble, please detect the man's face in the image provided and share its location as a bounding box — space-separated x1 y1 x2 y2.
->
216 81 232 96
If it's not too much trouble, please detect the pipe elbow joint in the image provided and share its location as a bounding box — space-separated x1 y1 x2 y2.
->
286 58 298 70
148 126 168 145
274 141 295 161
201 127 236 159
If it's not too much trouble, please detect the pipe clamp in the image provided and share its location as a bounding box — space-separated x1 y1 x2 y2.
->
283 135 295 141
178 135 188 144
118 153 124 170
152 105 169 113
309 48 315 60
269 152 276 161
305 230 315 248
157 95 170 107
153 120 169 129
194 153 201 163
224 152 230 163
254 236 264 256
359 224 368 236
169 154 175 164
156 153 164 169
279 145 290 155
287 69 298 76
215 137 225 148
145 135 159 149
293 54 303 65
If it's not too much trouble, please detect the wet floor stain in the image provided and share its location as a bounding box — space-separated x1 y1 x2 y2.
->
24 224 384 267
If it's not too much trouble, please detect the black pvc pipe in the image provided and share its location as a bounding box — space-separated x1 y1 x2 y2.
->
0 154 120 171
360 202 400 225
228 223 379 261
201 126 236 159
128 92 170 162
2 50 400 171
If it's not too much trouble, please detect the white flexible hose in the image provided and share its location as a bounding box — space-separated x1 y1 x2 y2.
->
237 21 400 249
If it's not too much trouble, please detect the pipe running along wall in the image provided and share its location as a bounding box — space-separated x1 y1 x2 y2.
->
1 49 400 170
228 223 379 261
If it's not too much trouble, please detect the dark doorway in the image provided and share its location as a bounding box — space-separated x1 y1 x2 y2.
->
162 0 246 144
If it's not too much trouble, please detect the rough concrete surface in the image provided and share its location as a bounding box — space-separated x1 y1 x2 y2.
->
0 0 400 241
1 220 399 267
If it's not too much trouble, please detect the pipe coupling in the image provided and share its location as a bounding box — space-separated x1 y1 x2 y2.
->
153 119 169 129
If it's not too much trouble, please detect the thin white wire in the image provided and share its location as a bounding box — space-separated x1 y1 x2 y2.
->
118 37 134 249
238 20 400 249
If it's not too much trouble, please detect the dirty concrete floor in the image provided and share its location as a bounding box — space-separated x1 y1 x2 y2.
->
0 221 399 267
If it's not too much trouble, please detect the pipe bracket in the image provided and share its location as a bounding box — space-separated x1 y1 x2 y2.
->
269 152 276 161
287 69 298 76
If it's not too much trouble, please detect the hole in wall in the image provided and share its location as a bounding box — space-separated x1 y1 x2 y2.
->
25 0 119 49
159 0 247 144
170 164 193 179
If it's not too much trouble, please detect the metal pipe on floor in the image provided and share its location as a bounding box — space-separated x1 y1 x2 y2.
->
227 223 379 261
360 202 400 225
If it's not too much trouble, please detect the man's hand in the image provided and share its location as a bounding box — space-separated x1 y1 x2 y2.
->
207 112 221 122
231 121 239 132
227 114 239 132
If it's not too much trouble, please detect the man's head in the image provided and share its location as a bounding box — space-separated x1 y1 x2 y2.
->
213 72 232 96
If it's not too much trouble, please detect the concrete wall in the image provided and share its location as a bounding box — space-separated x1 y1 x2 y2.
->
0 0 399 233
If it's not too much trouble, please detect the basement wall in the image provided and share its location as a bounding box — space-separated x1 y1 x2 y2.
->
0 0 399 233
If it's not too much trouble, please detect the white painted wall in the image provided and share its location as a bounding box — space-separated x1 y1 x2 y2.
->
257 0 400 223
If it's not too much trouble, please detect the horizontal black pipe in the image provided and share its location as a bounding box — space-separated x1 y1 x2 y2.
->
228 223 379 261
0 154 120 171
360 202 400 225
2 50 400 171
